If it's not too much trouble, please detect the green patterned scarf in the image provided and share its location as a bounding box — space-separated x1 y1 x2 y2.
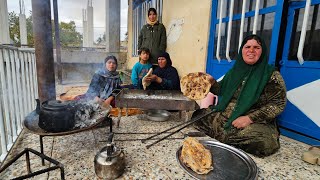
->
214 35 274 130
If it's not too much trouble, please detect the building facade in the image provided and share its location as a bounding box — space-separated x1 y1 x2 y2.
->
127 0 320 145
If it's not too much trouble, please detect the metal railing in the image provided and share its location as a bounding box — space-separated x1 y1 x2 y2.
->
0 45 38 161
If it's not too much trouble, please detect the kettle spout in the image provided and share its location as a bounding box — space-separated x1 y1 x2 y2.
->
35 99 41 114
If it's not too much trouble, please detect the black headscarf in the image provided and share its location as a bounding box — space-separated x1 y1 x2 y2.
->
157 51 172 66
150 52 180 90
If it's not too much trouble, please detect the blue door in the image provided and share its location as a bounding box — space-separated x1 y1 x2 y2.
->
279 0 320 144
206 0 320 144
206 0 284 79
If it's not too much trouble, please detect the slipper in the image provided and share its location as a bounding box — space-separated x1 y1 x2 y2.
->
302 146 320 165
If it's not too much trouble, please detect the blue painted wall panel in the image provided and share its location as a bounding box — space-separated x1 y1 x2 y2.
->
281 67 320 90
279 101 320 139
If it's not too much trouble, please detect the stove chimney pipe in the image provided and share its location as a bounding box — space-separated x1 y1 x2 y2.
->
32 0 56 102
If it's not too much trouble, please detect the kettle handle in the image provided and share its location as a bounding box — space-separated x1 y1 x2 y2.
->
107 132 114 144
35 99 41 114
106 132 114 159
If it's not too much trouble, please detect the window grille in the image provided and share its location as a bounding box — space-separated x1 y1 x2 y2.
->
212 0 277 61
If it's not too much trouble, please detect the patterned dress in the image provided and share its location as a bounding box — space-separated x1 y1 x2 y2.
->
194 71 287 157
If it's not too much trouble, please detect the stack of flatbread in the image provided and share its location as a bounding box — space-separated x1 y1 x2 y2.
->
142 68 153 90
180 137 213 174
180 72 212 100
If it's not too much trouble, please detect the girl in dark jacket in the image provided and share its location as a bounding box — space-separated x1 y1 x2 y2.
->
138 8 167 65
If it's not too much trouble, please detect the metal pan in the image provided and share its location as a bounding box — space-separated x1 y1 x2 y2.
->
176 140 258 180
146 109 171 121
23 106 111 136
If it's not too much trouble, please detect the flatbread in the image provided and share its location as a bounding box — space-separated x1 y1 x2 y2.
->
180 137 213 174
180 72 212 100
142 68 153 90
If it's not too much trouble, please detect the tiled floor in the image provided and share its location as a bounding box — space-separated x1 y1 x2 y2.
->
0 84 319 179
0 112 319 179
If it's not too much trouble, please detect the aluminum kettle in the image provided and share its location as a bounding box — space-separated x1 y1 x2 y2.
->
94 133 125 179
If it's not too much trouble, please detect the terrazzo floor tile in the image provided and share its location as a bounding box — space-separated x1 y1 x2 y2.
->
122 159 171 179
47 131 97 179
1 114 320 179
246 136 320 179
0 130 55 179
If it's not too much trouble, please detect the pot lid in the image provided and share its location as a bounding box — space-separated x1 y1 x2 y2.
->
42 100 73 111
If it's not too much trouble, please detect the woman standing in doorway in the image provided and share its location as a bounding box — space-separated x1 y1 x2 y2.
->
138 8 167 65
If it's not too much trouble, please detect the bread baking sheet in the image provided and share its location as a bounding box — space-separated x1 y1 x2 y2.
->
176 140 258 180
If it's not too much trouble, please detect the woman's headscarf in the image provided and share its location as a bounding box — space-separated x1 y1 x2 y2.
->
146 8 158 26
151 52 180 90
153 52 172 76
88 55 122 100
214 35 274 130
96 55 119 77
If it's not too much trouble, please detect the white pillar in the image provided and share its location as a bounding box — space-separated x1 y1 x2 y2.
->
87 0 94 47
19 0 27 46
105 0 120 52
0 0 10 44
19 14 27 46
82 9 88 47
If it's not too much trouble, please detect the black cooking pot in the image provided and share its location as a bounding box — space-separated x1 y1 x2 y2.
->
36 99 76 132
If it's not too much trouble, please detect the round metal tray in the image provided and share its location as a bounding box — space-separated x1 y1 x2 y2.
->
176 140 258 180
146 110 171 121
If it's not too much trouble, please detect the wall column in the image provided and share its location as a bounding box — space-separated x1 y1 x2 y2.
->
87 0 94 47
19 0 28 46
82 9 88 48
105 0 120 52
0 0 10 44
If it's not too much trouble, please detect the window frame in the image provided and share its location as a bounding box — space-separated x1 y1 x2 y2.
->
207 0 283 65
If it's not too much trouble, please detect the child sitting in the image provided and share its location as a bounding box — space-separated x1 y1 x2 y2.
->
131 47 153 89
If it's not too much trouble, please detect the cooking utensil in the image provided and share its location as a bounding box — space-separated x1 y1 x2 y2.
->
105 137 184 142
176 140 258 180
36 99 76 132
24 106 111 136
94 133 125 179
142 110 216 149
115 89 198 110
99 132 206 142
146 109 171 121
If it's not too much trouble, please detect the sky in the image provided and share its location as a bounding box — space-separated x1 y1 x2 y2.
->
7 0 128 41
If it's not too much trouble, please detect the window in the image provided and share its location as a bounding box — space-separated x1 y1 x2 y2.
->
288 4 320 61
212 0 277 61
132 0 163 56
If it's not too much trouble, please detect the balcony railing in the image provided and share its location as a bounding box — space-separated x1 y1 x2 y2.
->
0 45 38 161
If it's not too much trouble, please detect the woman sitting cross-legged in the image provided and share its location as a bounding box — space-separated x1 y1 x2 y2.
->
75 55 122 108
193 35 287 157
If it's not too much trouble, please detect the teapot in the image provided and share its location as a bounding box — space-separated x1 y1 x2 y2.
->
36 99 76 132
94 133 125 179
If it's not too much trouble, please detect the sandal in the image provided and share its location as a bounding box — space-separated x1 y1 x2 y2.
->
302 146 320 165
